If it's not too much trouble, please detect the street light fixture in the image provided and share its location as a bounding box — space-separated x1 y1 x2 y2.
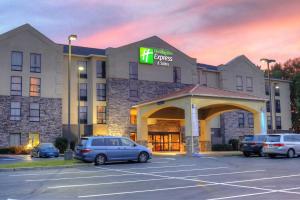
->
78 66 84 143
65 34 77 160
260 58 276 133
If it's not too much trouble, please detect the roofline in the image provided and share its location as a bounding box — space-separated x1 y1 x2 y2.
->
264 78 292 83
63 53 107 58
198 68 221 73
133 93 267 108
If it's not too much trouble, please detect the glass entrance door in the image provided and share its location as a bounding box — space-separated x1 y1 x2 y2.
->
148 132 180 152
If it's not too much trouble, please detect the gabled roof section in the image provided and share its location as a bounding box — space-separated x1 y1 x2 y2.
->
134 85 266 107
63 45 106 57
225 55 261 71
0 23 56 45
197 63 220 71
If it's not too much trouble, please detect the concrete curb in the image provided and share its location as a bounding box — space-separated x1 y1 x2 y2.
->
0 163 93 172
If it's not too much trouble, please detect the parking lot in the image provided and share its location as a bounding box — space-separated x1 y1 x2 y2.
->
1 155 300 200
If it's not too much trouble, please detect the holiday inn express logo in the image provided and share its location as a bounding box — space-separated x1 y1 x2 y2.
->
139 47 173 66
139 47 154 64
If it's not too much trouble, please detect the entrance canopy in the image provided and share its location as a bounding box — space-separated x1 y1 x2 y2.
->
133 85 267 154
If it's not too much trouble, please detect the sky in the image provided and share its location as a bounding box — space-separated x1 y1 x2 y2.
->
0 0 300 67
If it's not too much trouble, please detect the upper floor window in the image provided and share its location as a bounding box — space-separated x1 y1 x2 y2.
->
275 99 281 113
236 76 243 91
30 53 41 73
197 69 201 84
96 61 106 78
30 77 41 97
275 116 281 130
129 80 138 98
130 114 137 125
80 106 87 124
267 116 272 129
246 77 253 92
96 83 106 101
9 133 21 146
129 62 138 80
78 61 87 79
10 102 21 121
11 51 23 71
11 76 22 96
80 83 87 101
248 113 254 128
275 85 280 96
202 71 207 86
238 112 244 128
266 101 270 112
265 83 270 95
97 106 106 124
173 67 181 83
29 103 40 122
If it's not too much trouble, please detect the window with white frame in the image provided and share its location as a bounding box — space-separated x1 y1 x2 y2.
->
11 76 22 96
11 51 23 71
246 77 253 92
10 102 21 121
236 76 243 91
29 103 40 122
30 53 41 73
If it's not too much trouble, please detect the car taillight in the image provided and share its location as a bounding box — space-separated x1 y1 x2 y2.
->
249 142 256 145
80 149 92 154
263 143 268 147
273 143 284 147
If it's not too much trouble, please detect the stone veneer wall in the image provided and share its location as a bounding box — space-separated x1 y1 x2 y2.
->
0 95 62 147
148 120 181 133
106 78 189 137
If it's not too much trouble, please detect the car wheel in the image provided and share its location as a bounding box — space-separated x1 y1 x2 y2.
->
95 154 106 166
243 152 250 157
138 152 149 163
287 149 295 158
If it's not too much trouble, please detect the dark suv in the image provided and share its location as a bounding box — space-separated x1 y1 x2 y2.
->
240 135 267 157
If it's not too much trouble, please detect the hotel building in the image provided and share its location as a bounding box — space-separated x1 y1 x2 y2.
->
0 24 292 153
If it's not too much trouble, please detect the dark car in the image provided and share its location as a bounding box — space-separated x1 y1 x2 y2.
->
240 135 267 157
31 143 59 158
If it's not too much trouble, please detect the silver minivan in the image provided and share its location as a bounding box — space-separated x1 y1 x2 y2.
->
263 134 300 158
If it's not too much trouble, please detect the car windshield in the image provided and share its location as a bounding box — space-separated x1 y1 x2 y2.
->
39 143 54 148
243 136 254 141
79 138 88 146
266 135 281 142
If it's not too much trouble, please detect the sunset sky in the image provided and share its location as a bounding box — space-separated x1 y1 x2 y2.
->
1 0 299 67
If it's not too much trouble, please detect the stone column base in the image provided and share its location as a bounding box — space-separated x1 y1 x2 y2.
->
185 136 199 155
200 141 212 152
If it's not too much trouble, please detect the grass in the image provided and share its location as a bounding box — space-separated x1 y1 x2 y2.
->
0 159 84 169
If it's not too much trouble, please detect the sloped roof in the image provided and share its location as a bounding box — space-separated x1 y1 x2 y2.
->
197 63 220 71
134 85 266 107
63 45 105 56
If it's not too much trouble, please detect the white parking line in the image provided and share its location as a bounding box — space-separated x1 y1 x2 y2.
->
96 164 196 170
149 167 229 174
182 170 266 178
10 170 110 177
206 191 275 200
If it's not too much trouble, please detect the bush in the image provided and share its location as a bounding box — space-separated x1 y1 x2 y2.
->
54 137 68 153
70 140 76 151
228 139 240 150
0 146 30 154
212 144 233 151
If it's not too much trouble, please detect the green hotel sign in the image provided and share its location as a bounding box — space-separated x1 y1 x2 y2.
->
139 47 173 66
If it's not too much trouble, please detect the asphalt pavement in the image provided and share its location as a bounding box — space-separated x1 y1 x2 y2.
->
1 155 300 200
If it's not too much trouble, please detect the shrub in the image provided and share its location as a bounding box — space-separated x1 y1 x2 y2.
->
228 139 240 150
0 146 30 154
70 140 76 151
212 144 233 151
54 137 68 153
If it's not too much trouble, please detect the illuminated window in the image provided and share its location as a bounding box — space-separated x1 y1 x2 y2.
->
130 132 137 141
97 106 106 124
11 76 22 96
29 103 40 122
11 51 23 71
130 115 137 125
275 86 280 96
30 77 41 97
30 53 41 73
78 61 87 78
10 102 21 121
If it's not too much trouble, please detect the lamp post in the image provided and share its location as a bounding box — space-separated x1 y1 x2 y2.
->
260 58 276 133
78 66 84 144
65 34 77 160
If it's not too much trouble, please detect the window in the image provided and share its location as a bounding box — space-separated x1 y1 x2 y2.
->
202 71 207 86
11 51 23 71
248 113 254 128
96 61 106 78
30 53 41 73
120 138 134 146
97 106 106 124
30 77 41 97
96 83 106 101
275 100 281 113
91 138 105 146
78 61 87 78
267 116 272 129
10 102 21 121
130 114 137 125
275 116 281 130
246 77 253 92
28 132 40 147
129 62 138 80
80 83 87 101
275 85 280 96
173 67 181 83
266 101 270 112
105 138 121 146
129 80 138 97
9 133 21 146
11 76 22 96
80 106 87 124
236 76 243 91
265 83 270 95
29 103 40 122
130 132 137 141
238 113 245 128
